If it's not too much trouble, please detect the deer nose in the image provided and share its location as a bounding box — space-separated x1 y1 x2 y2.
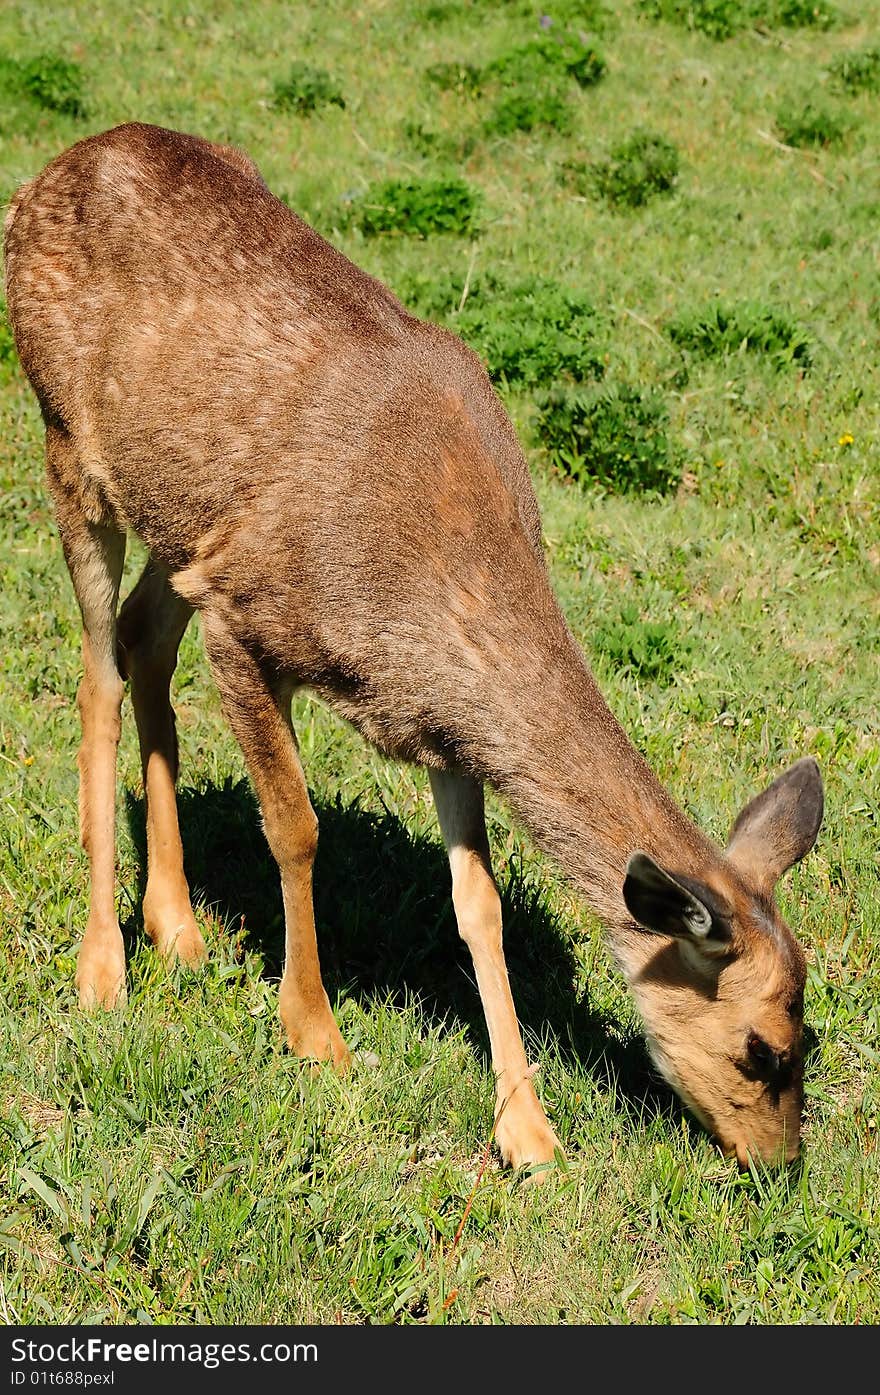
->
734 1141 752 1171
730 1136 799 1170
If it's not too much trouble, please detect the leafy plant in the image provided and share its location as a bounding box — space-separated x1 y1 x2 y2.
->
562 44 607 89
775 101 849 148
424 33 606 140
536 0 612 28
772 0 838 27
830 46 880 94
457 279 604 386
352 178 480 237
487 35 606 90
424 61 483 96
535 383 681 494
271 62 345 114
397 273 605 387
587 131 680 208
485 85 574 136
402 121 475 162
639 0 753 39
481 34 605 136
16 53 86 116
592 604 691 684
809 225 835 251
419 0 610 23
667 302 813 369
640 0 838 38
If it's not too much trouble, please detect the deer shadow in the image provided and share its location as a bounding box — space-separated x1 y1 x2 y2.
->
123 776 708 1133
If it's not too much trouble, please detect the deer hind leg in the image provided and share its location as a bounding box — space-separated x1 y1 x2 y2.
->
117 559 205 966
48 430 127 1009
202 618 349 1067
429 769 561 1170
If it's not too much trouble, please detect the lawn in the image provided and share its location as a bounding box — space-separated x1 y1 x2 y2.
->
0 0 878 1324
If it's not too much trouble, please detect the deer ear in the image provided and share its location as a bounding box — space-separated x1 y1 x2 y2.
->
623 852 731 956
726 757 824 897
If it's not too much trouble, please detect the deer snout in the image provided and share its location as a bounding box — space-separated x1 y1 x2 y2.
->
727 1132 800 1170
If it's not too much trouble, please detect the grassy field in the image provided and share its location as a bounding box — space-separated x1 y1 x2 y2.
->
0 0 878 1325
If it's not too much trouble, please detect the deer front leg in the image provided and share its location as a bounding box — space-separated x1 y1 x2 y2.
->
202 620 349 1067
429 769 561 1171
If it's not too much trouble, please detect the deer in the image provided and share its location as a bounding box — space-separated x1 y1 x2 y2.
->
3 122 824 1173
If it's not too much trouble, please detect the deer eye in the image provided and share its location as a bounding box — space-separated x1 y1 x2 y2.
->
747 1033 774 1067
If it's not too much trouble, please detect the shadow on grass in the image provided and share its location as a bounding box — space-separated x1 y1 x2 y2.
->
124 776 686 1128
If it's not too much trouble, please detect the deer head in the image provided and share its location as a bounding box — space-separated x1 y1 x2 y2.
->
622 757 824 1167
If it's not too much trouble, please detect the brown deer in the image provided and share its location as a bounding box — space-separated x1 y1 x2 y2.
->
4 123 823 1172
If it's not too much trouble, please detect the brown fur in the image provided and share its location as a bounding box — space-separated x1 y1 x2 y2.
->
4 124 823 1169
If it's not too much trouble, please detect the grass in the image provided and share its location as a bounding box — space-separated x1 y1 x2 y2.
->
0 0 878 1327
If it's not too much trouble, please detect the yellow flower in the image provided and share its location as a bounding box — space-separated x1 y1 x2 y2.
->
838 432 854 447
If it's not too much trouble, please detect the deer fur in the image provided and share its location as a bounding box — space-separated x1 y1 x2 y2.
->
3 123 824 1171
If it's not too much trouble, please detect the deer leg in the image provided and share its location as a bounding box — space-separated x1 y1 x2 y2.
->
48 433 127 1009
202 620 349 1066
429 768 561 1170
117 559 205 965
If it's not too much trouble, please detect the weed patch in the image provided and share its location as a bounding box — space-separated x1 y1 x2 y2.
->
574 131 680 209
535 383 681 494
418 0 609 23
350 178 479 237
402 121 475 162
639 0 752 39
457 279 604 386
424 32 606 139
424 61 483 96
397 273 605 387
485 86 574 137
0 51 87 117
667 302 813 369
21 53 86 116
271 63 345 115
775 101 850 148
487 36 606 92
830 46 880 94
592 604 691 684
772 0 839 26
640 0 838 38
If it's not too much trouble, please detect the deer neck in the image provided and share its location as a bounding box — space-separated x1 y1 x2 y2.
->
459 590 720 952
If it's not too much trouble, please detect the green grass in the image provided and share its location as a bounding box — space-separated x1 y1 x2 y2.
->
1 0 878 1326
